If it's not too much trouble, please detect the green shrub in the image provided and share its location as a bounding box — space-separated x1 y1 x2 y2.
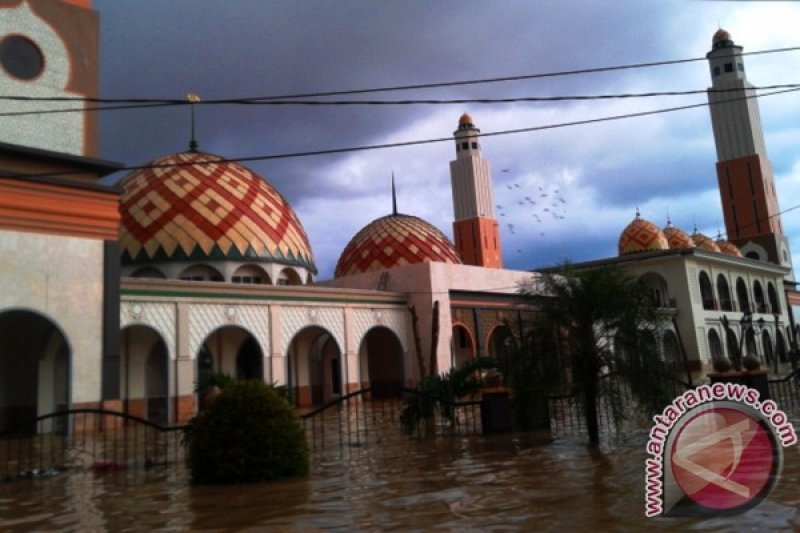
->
187 380 309 484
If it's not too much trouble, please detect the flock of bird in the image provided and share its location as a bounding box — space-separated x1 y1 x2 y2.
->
495 169 568 254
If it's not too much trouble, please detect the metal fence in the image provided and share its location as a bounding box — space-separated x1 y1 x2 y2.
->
0 409 186 481
300 388 483 459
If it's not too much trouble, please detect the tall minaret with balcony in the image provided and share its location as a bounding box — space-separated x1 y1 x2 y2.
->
449 113 503 268
707 29 793 276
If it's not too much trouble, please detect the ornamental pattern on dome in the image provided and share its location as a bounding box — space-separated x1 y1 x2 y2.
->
691 230 721 253
119 152 316 272
663 221 696 250
716 238 742 257
335 213 462 278
618 213 669 255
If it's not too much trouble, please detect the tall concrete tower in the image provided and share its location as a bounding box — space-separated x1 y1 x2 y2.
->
449 113 503 268
706 29 793 276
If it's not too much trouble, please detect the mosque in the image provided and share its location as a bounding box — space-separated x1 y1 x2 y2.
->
0 1 798 429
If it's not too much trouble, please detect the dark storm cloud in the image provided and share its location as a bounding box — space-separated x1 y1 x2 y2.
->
91 1 800 278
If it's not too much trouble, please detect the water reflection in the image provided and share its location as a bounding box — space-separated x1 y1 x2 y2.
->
0 430 799 531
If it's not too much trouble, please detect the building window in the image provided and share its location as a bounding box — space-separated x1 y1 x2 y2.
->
724 63 733 73
699 271 715 310
0 35 44 80
232 276 262 284
471 142 478 149
737 63 744 72
461 142 469 150
713 66 721 77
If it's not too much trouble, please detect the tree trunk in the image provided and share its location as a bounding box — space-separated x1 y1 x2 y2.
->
408 305 425 378
584 374 600 444
429 301 440 378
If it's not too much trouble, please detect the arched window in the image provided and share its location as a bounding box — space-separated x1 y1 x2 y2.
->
767 282 780 314
178 264 224 282
708 329 724 361
753 281 766 313
736 278 750 313
663 330 680 369
699 271 715 310
232 264 270 285
717 274 732 311
762 330 774 367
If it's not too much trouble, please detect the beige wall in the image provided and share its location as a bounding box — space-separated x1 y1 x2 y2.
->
0 229 104 404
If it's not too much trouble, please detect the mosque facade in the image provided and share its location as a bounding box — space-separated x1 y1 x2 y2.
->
0 1 798 428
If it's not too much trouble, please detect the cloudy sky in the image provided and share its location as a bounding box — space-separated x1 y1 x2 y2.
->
92 0 800 279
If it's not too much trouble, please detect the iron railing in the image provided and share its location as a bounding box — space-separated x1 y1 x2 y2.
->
300 387 482 458
0 409 186 481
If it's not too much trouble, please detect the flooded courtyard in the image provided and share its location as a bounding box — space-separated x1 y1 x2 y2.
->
1 428 799 531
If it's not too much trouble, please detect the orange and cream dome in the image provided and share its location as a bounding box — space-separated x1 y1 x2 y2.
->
618 211 669 255
119 152 316 275
335 213 462 278
662 219 696 250
716 235 743 257
691 228 721 253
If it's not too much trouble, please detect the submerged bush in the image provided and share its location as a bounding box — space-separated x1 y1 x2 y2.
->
187 380 309 484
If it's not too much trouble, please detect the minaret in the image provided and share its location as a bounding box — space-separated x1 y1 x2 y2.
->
706 29 793 276
449 113 503 268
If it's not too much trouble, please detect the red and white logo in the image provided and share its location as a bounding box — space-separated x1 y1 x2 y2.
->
670 406 777 513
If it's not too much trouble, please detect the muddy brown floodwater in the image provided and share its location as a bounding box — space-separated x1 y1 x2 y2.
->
1 430 799 531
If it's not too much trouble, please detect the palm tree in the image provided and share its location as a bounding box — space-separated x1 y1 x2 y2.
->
520 264 674 444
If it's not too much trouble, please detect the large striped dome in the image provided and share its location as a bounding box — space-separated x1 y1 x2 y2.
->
335 213 462 278
618 212 669 255
663 220 696 250
119 152 316 272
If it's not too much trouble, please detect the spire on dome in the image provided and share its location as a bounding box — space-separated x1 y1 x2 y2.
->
186 93 201 152
391 172 398 216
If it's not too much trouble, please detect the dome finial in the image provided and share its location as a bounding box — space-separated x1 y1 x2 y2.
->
186 93 201 152
391 171 398 216
635 205 641 219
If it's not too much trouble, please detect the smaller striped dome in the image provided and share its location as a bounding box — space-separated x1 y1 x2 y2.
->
618 211 669 255
335 214 462 278
663 219 696 250
691 229 721 253
716 236 742 257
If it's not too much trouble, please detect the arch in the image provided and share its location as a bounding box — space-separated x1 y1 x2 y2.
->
753 281 766 313
776 330 788 364
451 323 476 370
232 264 271 285
487 325 516 375
130 266 166 279
0 308 70 432
746 251 760 260
277 267 302 286
120 324 169 423
745 328 758 358
178 264 224 282
762 330 774 367
767 282 780 314
286 326 342 407
736 277 750 313
640 272 669 307
358 326 404 397
196 325 265 410
662 330 680 370
236 337 264 380
716 274 732 312
708 329 723 362
699 271 715 310
726 328 739 367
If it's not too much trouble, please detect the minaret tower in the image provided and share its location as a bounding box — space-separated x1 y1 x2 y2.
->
706 29 793 276
449 113 503 268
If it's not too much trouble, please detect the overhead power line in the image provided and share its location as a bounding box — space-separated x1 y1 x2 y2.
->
8 86 800 181
0 44 798 118
2 83 800 118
